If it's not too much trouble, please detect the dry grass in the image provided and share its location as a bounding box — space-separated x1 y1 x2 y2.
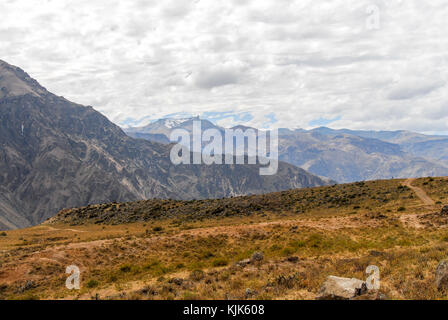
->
1 178 448 300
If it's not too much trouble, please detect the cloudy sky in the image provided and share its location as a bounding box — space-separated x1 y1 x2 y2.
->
1 0 448 133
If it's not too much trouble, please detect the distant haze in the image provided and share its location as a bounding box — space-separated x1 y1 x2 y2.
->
1 1 448 133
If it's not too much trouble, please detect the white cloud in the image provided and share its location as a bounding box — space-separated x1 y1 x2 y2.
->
1 0 448 133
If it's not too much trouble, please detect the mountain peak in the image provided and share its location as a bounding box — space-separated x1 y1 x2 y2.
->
0 59 47 99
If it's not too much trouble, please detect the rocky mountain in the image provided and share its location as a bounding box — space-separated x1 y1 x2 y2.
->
125 118 448 183
309 127 448 165
277 130 448 183
126 132 170 145
403 138 448 163
126 117 220 137
309 127 443 145
0 60 330 230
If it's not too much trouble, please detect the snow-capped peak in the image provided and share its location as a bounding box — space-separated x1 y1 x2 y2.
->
162 116 200 128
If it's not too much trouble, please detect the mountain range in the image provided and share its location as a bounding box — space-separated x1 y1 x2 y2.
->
125 118 448 183
0 60 330 230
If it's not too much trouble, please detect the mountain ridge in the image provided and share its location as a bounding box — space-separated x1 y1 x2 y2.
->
125 118 448 183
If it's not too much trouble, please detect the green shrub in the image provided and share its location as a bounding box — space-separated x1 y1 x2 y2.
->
109 275 118 282
289 240 305 248
201 251 214 259
281 247 295 256
183 291 200 300
87 280 99 288
120 265 132 273
212 258 228 267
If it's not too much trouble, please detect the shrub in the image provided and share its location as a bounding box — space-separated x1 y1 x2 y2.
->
183 291 200 300
307 233 325 248
109 275 118 282
120 265 132 273
201 251 215 259
87 280 99 288
212 258 228 267
281 247 295 256
289 240 305 248
190 270 205 282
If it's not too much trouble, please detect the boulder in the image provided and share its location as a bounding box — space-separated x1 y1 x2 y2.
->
235 259 251 268
435 260 448 291
441 206 448 216
317 276 367 300
286 256 299 263
170 278 183 286
16 280 35 294
250 252 264 263
245 288 257 299
138 285 158 296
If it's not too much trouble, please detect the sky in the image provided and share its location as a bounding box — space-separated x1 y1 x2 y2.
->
1 0 448 133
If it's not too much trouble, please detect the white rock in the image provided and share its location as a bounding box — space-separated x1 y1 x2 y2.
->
318 276 367 300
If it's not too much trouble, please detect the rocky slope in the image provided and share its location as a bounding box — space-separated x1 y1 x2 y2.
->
0 60 329 230
309 127 448 167
277 130 448 183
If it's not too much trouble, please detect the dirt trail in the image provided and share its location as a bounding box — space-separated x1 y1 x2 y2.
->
42 226 86 233
402 178 435 206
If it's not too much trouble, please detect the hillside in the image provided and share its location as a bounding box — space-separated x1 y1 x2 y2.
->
0 60 330 230
1 177 448 300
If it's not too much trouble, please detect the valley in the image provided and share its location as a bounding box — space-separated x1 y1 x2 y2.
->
2 0 448 305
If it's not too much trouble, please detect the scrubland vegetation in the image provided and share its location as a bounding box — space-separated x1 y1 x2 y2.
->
1 178 448 300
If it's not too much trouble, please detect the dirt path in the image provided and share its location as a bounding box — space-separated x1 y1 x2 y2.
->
42 226 87 233
402 178 435 206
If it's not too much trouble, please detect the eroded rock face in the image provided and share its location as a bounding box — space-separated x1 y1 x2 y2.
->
317 276 367 300
435 260 448 291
